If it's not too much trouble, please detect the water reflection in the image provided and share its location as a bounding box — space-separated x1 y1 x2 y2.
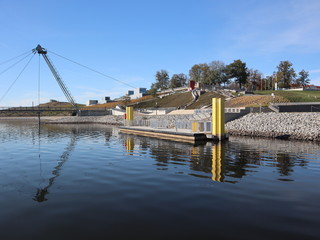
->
124 136 135 154
211 143 223 182
1 122 320 240
32 124 116 202
120 134 320 183
33 133 77 202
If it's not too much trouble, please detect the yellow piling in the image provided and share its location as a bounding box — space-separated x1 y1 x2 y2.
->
212 98 225 140
126 106 134 126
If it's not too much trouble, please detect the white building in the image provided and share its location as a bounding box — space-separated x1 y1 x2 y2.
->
127 88 147 99
86 100 98 106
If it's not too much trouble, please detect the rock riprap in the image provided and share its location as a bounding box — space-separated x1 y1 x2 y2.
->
226 112 320 141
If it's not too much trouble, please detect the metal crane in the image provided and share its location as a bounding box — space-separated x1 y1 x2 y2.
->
33 44 78 112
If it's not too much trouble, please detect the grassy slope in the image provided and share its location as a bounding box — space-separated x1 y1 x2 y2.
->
132 92 194 109
39 102 85 108
225 95 289 108
132 91 225 109
83 96 153 109
186 92 225 109
27 90 320 113
255 90 320 102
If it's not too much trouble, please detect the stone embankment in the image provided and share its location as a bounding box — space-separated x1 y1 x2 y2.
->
42 115 124 125
226 112 320 141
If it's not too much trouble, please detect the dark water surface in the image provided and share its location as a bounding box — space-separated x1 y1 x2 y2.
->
0 121 320 240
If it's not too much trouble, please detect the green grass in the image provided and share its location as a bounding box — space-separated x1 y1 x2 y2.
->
254 90 320 102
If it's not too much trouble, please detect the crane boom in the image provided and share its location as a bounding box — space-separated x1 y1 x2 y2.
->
33 44 78 110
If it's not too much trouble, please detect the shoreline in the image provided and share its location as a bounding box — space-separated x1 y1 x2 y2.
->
0 116 124 125
1 112 320 142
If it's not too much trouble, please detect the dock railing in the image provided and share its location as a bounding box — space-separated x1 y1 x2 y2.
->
133 118 211 133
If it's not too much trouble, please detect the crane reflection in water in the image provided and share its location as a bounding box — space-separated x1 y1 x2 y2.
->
33 133 77 202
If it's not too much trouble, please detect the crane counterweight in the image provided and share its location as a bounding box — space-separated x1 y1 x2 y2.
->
35 44 47 54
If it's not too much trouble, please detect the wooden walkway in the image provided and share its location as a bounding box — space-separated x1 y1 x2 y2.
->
119 126 223 143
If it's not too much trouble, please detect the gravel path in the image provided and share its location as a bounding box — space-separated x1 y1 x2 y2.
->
226 112 320 141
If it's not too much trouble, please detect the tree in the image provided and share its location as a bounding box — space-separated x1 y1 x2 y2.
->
148 88 158 97
151 70 170 91
275 61 296 88
189 64 202 83
246 69 263 91
169 73 188 88
264 75 274 90
295 69 310 87
225 59 249 89
208 61 228 86
189 63 211 84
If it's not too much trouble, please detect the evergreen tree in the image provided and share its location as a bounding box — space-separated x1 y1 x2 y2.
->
295 69 310 86
225 60 249 89
151 70 170 91
275 61 296 88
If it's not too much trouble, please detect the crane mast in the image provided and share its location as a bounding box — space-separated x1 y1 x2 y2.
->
33 44 78 111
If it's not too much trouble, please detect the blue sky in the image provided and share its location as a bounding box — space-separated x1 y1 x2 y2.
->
1 0 320 106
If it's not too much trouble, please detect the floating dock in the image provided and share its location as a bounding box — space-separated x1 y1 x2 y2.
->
119 126 225 143
120 98 228 143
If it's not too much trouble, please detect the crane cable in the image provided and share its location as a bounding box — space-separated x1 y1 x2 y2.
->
0 53 35 103
0 50 31 66
38 54 41 106
49 50 136 89
0 52 33 77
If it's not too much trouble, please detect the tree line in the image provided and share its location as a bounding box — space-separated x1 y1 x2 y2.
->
150 60 310 92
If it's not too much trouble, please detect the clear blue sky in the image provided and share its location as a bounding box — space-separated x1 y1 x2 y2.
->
1 0 320 106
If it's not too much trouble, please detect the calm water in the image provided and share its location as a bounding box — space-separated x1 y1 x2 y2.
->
0 121 320 240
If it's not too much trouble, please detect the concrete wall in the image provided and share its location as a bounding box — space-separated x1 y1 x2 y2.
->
112 109 125 116
225 108 250 123
79 109 112 116
275 103 320 112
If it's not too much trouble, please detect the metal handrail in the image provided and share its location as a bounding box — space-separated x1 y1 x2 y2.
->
0 106 78 111
311 106 320 112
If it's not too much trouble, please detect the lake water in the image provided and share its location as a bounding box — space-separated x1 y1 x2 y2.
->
1 121 320 240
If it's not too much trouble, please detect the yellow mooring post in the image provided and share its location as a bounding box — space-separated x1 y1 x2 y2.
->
126 106 134 126
212 98 225 140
